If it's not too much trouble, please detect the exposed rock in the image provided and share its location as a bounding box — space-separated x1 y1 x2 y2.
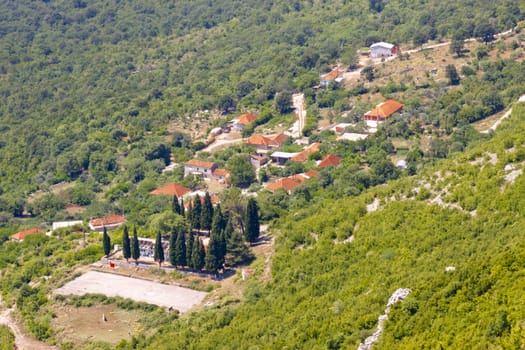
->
358 288 411 350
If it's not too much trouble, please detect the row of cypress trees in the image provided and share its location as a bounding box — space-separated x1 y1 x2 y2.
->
105 195 259 273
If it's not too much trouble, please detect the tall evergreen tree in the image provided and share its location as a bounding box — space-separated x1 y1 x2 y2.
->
245 198 260 244
122 225 131 262
175 228 187 267
192 238 205 271
172 194 181 215
131 226 140 265
186 200 192 222
192 195 202 230
102 226 111 257
169 229 178 266
186 229 194 266
206 230 222 274
180 197 185 217
154 232 164 267
218 230 227 267
200 192 214 231
211 204 226 236
226 230 254 266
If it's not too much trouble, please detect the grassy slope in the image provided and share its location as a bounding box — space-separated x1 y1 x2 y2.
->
138 105 525 349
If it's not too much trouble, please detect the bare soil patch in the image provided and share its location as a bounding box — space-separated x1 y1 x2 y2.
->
52 304 142 345
55 271 207 312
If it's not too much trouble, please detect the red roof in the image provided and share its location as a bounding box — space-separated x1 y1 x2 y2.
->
271 133 289 147
245 134 273 147
11 228 43 241
89 213 127 228
318 154 342 168
185 159 217 169
151 183 191 197
321 69 343 81
304 170 320 178
213 168 230 177
236 113 257 125
364 100 403 119
291 143 321 162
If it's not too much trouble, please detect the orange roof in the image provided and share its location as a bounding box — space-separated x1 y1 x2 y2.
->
291 143 321 162
89 213 127 228
321 69 343 81
151 183 191 197
236 113 257 125
364 100 403 119
11 228 43 241
245 134 273 147
266 173 315 192
271 133 289 147
213 168 230 177
304 170 320 178
185 159 217 169
318 154 342 168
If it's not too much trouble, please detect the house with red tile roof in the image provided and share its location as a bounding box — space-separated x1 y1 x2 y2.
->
151 183 192 197
212 168 230 183
364 100 403 123
291 142 321 162
265 172 318 193
318 154 342 168
250 154 269 167
320 69 344 87
11 228 44 242
184 159 218 179
245 133 290 154
89 213 127 232
233 113 257 131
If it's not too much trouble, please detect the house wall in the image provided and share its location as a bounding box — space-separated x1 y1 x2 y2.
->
184 165 217 178
371 46 393 57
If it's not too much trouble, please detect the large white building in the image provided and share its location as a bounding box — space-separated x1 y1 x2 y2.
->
370 42 397 58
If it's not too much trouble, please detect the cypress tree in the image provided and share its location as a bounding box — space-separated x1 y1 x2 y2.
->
186 229 194 266
227 230 254 266
193 238 205 270
131 226 140 265
154 232 164 267
186 201 193 222
175 228 187 267
200 192 214 231
102 227 111 257
205 230 221 274
245 198 260 244
211 204 226 237
122 225 131 262
192 195 202 230
169 229 178 266
218 230 227 267
180 198 185 217
172 194 181 215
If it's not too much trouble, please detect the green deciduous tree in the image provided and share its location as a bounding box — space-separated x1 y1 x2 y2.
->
446 64 460 85
122 225 131 262
275 91 292 114
226 154 256 187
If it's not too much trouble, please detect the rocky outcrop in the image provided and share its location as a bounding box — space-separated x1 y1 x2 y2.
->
358 288 411 350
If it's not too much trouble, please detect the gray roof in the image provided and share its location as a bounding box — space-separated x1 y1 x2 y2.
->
270 151 297 158
370 42 394 49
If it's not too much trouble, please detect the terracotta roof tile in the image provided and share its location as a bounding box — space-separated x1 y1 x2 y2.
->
266 174 309 192
291 143 321 162
11 228 43 241
321 69 343 81
245 134 273 147
304 170 320 178
364 100 403 119
270 133 289 147
236 113 257 125
318 154 342 168
89 213 127 228
151 183 191 197
185 159 217 169
213 168 230 177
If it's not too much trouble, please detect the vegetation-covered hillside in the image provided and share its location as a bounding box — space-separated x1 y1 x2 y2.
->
121 103 525 350
0 0 522 198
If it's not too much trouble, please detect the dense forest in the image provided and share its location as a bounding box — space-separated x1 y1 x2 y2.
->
1 0 525 349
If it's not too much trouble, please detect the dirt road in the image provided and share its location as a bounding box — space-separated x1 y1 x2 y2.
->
291 93 306 137
0 301 58 350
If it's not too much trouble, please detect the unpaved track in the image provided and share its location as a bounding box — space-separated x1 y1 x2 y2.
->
0 300 58 350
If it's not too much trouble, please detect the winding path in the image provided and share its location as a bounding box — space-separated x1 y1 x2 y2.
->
0 299 58 350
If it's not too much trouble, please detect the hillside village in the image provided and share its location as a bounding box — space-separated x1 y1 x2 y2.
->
1 10 525 349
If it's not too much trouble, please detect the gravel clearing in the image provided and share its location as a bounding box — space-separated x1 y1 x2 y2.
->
55 271 207 312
